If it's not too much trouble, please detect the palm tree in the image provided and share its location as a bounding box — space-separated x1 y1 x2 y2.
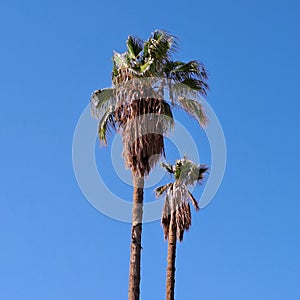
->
91 30 209 300
155 158 208 300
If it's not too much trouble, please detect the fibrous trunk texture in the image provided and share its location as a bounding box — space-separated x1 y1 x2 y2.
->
115 96 169 177
128 176 144 300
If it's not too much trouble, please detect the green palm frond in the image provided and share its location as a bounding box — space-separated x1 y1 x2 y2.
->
98 106 116 145
174 158 208 185
139 59 153 74
152 30 177 55
162 158 208 186
126 36 143 60
176 96 208 127
113 51 128 69
165 60 209 96
90 88 115 118
163 61 184 73
112 62 118 79
173 160 182 180
181 78 209 96
175 60 202 74
165 60 201 78
143 30 177 70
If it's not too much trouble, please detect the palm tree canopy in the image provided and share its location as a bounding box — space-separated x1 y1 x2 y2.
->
91 30 209 176
156 158 208 241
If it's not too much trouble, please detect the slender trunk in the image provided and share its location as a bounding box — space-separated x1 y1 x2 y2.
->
166 213 177 300
128 176 144 300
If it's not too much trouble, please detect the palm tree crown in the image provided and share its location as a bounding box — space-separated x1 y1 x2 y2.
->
156 158 208 241
91 30 209 176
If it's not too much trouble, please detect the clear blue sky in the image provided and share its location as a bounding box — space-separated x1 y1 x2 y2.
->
1 0 300 299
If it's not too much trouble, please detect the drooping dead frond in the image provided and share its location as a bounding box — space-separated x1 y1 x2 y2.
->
175 201 191 241
162 182 191 242
188 191 200 211
161 187 172 239
176 96 208 127
117 97 173 176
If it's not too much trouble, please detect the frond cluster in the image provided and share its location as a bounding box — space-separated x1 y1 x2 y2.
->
156 158 208 241
161 183 192 241
162 157 208 185
91 30 209 176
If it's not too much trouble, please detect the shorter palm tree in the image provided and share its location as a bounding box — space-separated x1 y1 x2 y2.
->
155 157 208 300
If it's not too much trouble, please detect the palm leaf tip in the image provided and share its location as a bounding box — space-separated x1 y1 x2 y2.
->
198 165 209 181
161 162 174 174
90 90 101 107
90 88 115 120
176 96 208 127
200 64 209 80
97 108 116 146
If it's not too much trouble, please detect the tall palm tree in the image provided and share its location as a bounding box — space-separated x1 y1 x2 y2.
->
155 158 208 300
91 30 209 300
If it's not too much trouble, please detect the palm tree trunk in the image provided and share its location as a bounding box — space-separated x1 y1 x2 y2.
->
166 213 177 300
128 176 144 300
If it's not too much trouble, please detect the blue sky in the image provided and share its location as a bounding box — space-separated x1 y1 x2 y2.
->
1 0 300 299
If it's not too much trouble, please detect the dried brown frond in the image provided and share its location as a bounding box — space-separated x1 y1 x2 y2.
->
175 201 191 241
161 192 172 239
188 191 200 211
116 97 172 176
160 180 202 242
